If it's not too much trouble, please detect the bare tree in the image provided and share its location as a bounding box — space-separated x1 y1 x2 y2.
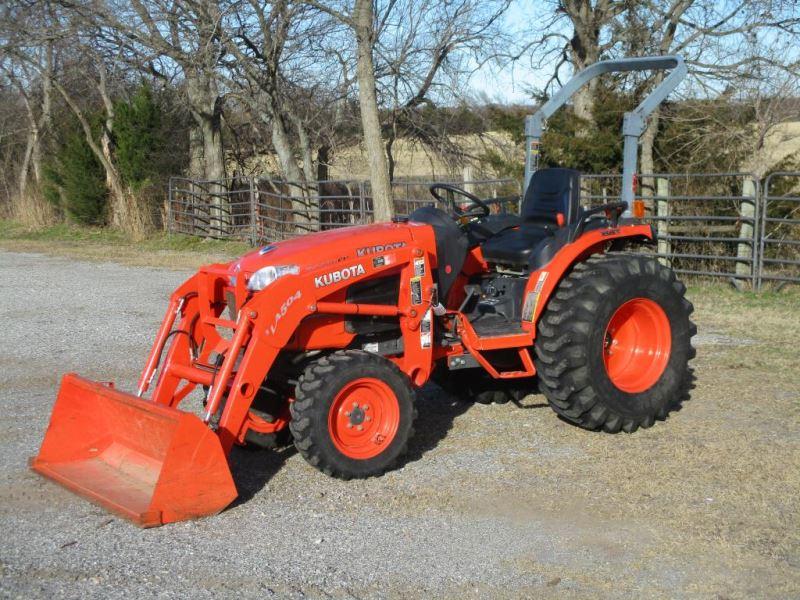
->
0 51 52 200
0 1 56 210
509 1 627 132
512 0 799 186
299 0 395 220
85 0 228 183
375 0 511 181
558 0 627 129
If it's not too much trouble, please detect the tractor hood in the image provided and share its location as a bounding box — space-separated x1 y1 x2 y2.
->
229 221 423 282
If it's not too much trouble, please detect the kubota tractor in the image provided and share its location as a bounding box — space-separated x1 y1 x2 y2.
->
32 56 696 526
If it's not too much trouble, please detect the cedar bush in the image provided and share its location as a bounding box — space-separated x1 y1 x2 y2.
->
114 85 164 190
43 122 107 225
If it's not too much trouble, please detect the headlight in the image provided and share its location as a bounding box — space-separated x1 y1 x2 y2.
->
246 265 299 291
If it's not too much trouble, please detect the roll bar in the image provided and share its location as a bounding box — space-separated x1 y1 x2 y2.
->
523 55 687 215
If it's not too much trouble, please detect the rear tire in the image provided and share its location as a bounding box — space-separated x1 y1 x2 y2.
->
534 254 695 433
290 350 416 479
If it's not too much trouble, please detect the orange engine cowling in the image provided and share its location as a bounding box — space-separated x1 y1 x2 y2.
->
31 373 237 527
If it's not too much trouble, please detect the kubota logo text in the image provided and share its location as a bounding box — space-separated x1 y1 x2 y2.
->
356 241 406 256
315 264 366 287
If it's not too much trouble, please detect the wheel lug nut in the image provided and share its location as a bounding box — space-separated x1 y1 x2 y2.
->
365 416 372 422
344 411 351 417
346 423 353 428
363 405 369 411
352 402 358 408
356 425 363 431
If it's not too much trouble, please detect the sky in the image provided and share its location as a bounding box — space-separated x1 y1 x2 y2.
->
463 0 800 105
466 1 553 104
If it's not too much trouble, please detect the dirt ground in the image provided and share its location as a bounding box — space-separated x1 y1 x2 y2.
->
0 248 798 599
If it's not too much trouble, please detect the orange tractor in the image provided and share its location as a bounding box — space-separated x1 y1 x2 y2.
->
32 56 695 526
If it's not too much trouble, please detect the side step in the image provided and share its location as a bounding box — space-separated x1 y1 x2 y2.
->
457 317 535 379
468 313 526 338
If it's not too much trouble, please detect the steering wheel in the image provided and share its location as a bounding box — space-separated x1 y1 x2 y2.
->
428 184 490 221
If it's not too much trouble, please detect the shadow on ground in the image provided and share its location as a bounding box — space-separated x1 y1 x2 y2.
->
226 382 551 506
402 383 549 466
228 444 298 506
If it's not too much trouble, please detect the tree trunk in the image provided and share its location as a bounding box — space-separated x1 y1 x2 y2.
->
186 72 227 234
269 115 305 183
32 44 52 186
295 116 319 231
568 26 600 132
18 128 36 200
185 72 226 181
294 115 316 186
316 145 330 181
189 125 205 179
262 111 313 231
572 80 596 128
53 79 127 225
101 129 121 227
16 90 43 199
30 125 43 185
200 117 225 181
354 0 393 222
200 116 227 235
385 136 396 183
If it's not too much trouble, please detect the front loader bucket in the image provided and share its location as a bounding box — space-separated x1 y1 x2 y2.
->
31 373 237 527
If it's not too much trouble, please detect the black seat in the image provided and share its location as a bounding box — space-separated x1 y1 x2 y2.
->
481 168 581 266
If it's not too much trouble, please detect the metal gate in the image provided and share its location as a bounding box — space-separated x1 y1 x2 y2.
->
759 172 800 288
580 173 761 288
167 172 800 290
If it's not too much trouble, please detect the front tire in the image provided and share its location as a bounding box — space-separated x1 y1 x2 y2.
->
534 254 696 433
290 350 416 479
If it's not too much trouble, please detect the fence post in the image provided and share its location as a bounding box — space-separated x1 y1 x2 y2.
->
166 178 174 234
656 177 671 267
757 176 770 291
463 165 475 195
250 176 258 246
735 177 757 289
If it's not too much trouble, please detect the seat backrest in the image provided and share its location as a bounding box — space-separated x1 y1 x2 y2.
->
521 168 582 225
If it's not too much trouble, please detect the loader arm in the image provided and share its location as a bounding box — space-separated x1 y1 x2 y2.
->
136 233 440 455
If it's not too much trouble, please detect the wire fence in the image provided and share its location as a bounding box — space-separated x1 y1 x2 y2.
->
167 172 800 290
167 177 520 242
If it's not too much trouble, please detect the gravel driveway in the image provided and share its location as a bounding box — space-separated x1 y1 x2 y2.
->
1 250 798 599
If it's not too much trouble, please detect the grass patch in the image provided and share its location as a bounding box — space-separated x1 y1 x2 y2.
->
0 220 252 269
687 279 800 395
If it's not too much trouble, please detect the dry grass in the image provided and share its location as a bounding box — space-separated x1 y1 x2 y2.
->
9 189 58 229
108 188 157 241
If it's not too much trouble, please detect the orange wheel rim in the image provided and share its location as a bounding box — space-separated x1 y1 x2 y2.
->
328 378 400 459
603 298 671 393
